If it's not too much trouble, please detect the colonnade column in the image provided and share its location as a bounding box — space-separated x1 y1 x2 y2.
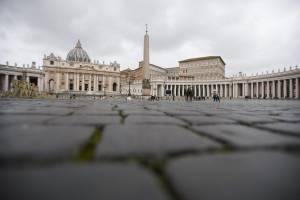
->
277 80 281 98
251 82 254 98
283 79 287 98
261 82 264 98
296 78 299 99
224 84 227 98
256 82 259 98
266 81 270 98
289 79 293 98
272 80 275 99
220 84 223 97
4 74 8 91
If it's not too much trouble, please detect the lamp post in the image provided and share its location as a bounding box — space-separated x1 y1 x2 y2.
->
128 79 131 96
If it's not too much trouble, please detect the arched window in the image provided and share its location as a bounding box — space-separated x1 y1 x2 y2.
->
112 82 117 91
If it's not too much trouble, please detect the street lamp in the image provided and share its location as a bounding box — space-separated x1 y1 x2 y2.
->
128 76 132 96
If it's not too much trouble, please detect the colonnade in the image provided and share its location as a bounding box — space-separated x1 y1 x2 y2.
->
0 72 43 92
163 77 300 99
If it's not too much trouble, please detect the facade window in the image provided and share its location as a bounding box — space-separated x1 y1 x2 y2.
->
50 61 54 65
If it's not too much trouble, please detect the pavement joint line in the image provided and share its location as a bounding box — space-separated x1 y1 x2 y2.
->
72 126 103 163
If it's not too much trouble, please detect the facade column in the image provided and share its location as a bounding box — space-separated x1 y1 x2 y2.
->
88 74 92 91
38 76 43 92
272 80 275 99
81 73 85 91
45 72 49 91
296 78 299 99
109 76 112 92
277 80 281 99
266 81 270 99
76 73 80 91
103 75 106 92
65 72 69 91
224 84 227 98
289 78 293 98
283 79 287 98
56 72 60 92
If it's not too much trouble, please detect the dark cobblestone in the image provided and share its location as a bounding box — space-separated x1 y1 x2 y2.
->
166 151 300 200
0 98 299 200
96 124 221 158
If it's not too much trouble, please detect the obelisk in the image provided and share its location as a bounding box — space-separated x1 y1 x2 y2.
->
142 24 151 96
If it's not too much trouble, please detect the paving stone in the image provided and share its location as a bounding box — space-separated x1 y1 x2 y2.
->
177 115 236 125
0 125 93 162
96 124 221 158
125 115 186 125
226 114 276 124
192 124 300 148
48 115 120 126
0 114 54 126
0 163 168 200
166 151 300 200
256 122 300 136
122 109 165 116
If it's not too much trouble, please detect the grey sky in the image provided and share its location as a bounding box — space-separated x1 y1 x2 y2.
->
0 0 299 75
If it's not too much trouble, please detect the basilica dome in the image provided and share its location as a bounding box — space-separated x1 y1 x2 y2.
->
66 40 90 63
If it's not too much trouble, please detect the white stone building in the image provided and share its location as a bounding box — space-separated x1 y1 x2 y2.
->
0 62 44 92
120 29 300 99
43 40 120 94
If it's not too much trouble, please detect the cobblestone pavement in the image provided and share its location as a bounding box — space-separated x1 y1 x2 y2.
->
0 98 300 200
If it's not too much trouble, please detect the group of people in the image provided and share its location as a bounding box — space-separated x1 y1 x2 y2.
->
213 94 221 102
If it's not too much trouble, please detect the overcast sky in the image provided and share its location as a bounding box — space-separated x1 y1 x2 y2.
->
0 0 299 75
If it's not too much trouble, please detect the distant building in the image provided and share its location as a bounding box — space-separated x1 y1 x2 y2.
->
120 28 300 99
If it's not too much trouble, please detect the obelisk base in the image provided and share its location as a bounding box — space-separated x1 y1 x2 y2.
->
142 79 151 96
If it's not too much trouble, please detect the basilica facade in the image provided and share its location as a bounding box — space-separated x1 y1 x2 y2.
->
43 40 120 94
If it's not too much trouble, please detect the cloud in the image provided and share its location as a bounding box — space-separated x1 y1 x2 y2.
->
0 0 299 75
